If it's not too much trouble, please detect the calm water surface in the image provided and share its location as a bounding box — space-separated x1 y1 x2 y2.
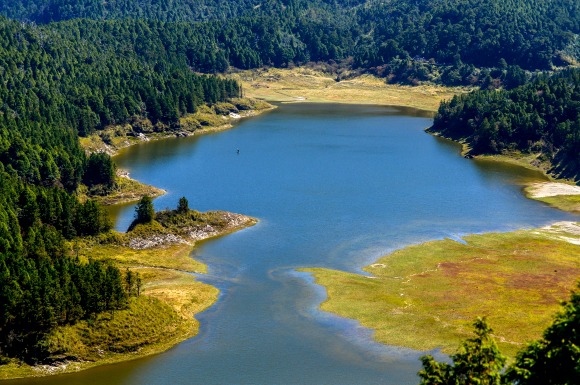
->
11 104 576 385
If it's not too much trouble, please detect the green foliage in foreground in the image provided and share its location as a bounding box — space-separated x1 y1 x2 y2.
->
419 285 580 385
419 318 506 385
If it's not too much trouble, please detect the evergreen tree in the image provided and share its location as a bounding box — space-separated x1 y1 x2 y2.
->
83 152 116 194
504 285 580 385
177 196 189 213
418 318 506 385
135 195 154 224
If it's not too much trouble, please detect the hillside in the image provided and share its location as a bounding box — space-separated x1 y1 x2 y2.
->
429 68 580 182
0 0 578 372
0 0 577 85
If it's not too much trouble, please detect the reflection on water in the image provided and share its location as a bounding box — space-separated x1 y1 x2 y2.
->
9 104 575 385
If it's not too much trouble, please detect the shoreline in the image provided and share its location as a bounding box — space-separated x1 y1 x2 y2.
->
3 97 268 379
0 212 257 380
304 221 580 358
81 100 275 207
82 103 276 159
230 67 467 113
428 131 580 211
6 73 577 378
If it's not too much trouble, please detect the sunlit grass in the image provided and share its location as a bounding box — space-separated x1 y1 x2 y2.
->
303 227 580 357
74 236 207 273
87 174 166 206
531 195 580 213
231 67 466 112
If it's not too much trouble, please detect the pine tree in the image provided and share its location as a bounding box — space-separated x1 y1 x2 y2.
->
418 318 506 385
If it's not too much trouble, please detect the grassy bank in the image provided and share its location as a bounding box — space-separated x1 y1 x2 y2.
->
472 154 580 213
303 223 580 358
0 210 256 379
230 67 465 112
76 172 166 207
80 98 273 157
529 194 580 213
77 98 273 207
429 133 580 213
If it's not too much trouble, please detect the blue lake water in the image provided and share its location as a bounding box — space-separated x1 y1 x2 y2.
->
11 103 576 385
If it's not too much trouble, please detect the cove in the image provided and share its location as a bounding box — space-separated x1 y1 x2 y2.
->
9 103 576 385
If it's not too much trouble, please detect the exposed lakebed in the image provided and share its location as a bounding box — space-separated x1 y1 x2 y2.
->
11 103 576 385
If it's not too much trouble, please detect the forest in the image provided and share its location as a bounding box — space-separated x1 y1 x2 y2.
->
429 69 580 180
0 0 578 83
0 0 578 366
0 12 240 363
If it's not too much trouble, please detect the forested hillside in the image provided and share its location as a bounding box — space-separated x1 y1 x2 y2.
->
0 0 264 23
0 0 578 367
1 0 578 85
0 13 240 364
429 69 580 181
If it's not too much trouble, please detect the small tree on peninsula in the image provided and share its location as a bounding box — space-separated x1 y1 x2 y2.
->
126 196 155 233
177 196 189 213
135 195 154 223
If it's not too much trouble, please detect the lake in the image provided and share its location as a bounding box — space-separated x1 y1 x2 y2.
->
9 103 576 385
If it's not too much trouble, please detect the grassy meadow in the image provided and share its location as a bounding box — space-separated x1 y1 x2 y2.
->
303 224 580 358
230 67 466 112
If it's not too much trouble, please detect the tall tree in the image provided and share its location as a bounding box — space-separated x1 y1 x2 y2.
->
134 195 154 225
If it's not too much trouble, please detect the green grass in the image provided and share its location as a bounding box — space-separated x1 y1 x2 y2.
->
87 174 166 206
72 233 207 273
303 226 580 357
532 195 580 213
46 296 188 359
0 206 257 378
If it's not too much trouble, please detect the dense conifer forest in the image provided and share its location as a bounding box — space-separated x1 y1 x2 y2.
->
429 69 580 180
0 8 240 364
1 0 578 81
0 0 578 366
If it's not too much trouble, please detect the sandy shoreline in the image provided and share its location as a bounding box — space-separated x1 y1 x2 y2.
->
526 182 580 198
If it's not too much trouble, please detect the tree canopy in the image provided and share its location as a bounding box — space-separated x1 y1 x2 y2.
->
419 285 580 385
429 68 580 181
0 0 578 85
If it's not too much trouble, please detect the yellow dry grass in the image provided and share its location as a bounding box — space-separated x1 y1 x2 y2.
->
230 68 466 112
303 224 580 357
1 221 237 378
85 174 166 206
136 267 218 319
76 238 207 273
